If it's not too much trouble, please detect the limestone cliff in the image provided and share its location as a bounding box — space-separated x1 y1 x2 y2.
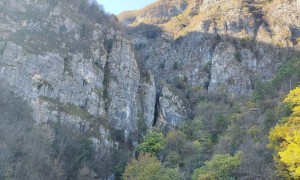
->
119 0 190 25
119 0 300 127
0 0 157 155
2 0 300 139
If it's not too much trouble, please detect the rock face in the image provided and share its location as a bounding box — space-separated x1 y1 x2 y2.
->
106 36 140 137
0 0 154 149
119 0 190 25
2 0 299 136
157 85 187 129
118 0 300 128
139 72 156 129
208 42 253 94
121 0 299 94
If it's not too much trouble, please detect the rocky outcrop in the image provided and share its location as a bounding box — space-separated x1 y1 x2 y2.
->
118 0 190 25
0 0 148 147
208 42 253 94
116 0 300 129
1 0 297 137
157 85 187 129
107 36 140 137
122 0 299 97
139 72 156 129
1 0 300 154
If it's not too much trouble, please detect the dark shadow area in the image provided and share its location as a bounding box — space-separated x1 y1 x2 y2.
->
126 23 164 39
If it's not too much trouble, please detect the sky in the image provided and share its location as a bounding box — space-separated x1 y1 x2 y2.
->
96 0 156 15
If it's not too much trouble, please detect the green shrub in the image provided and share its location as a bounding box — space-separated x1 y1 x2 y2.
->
123 154 183 180
137 131 166 155
192 152 243 180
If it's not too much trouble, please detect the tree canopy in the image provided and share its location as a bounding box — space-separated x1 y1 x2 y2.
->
136 131 166 155
269 86 300 179
192 151 243 180
123 153 182 180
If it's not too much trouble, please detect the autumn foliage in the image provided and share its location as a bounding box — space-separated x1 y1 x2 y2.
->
269 86 300 179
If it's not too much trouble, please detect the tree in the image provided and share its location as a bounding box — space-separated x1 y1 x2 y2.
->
123 154 183 180
0 84 100 180
158 167 183 180
137 131 166 155
192 151 243 180
164 130 186 155
123 154 162 180
269 86 300 179
162 130 203 178
0 85 59 180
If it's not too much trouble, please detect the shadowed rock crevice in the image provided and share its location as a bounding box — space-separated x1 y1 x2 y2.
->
153 92 161 127
102 60 110 113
